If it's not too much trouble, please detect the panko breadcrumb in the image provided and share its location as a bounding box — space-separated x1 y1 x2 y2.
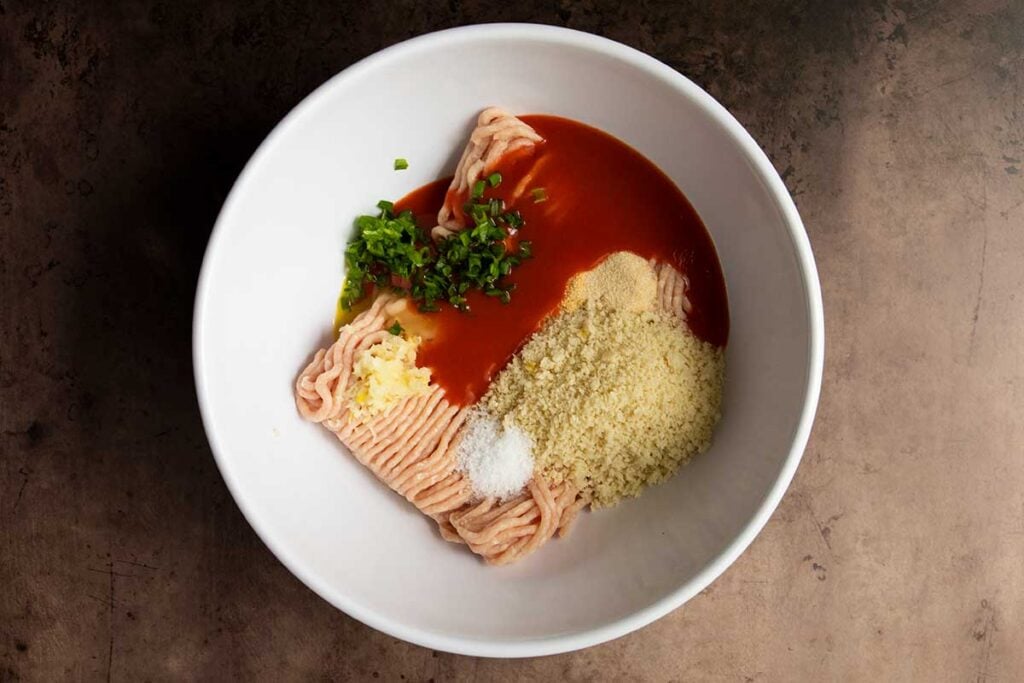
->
484 301 724 508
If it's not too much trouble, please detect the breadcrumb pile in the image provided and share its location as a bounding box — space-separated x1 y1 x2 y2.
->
482 253 724 508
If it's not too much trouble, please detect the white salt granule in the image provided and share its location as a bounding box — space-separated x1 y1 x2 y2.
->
456 411 534 500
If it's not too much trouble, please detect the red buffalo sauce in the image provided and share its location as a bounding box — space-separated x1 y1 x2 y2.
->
391 115 728 405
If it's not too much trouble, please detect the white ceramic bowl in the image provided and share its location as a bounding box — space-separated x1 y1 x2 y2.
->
193 24 823 657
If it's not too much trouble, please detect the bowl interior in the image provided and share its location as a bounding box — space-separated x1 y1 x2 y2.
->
195 25 819 656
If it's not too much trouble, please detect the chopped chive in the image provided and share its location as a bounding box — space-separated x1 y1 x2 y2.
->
487 172 502 187
531 187 548 203
342 187 532 314
472 179 486 199
387 321 403 335
393 158 409 170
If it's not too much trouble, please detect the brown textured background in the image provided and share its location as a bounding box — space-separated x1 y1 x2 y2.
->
2 0 1023 680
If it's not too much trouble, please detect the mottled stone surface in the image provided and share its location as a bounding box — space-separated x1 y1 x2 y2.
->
2 0 1023 679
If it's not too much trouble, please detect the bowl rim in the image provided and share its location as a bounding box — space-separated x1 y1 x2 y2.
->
193 22 825 658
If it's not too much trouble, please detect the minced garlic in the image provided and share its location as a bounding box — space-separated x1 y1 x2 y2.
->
348 333 431 423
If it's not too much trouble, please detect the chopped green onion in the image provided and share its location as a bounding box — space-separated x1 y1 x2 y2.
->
531 187 548 203
341 189 532 313
504 211 524 229
393 158 408 170
387 321 403 335
487 172 502 187
472 179 486 199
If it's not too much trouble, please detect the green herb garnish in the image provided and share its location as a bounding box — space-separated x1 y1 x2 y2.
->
487 172 502 187
531 187 548 203
340 179 532 314
387 321 403 335
503 210 524 230
393 158 408 170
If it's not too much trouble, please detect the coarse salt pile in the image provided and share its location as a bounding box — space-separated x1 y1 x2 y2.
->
455 410 535 500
